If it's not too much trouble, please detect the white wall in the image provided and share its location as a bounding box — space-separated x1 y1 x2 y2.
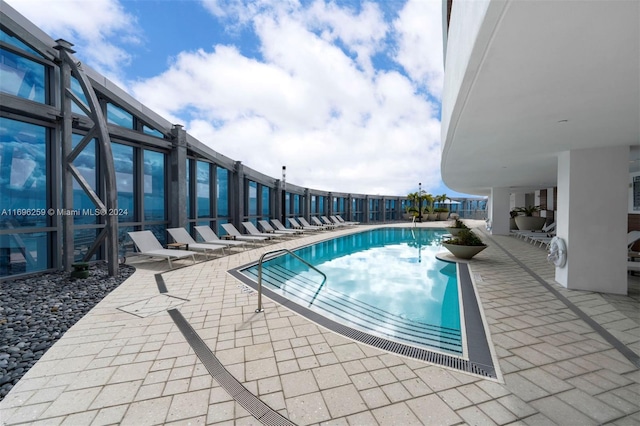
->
555 146 628 294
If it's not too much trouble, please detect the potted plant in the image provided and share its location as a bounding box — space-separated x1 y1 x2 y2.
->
514 205 546 230
442 229 488 259
509 209 520 230
425 204 437 221
446 218 469 236
435 207 450 221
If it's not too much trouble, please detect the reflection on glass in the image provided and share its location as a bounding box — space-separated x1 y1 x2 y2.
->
72 135 97 225
0 29 41 57
248 181 257 216
144 150 165 221
107 103 133 128
294 194 300 215
112 143 134 222
262 186 270 216
0 231 49 276
70 77 88 116
0 117 47 228
74 228 98 261
217 167 229 217
0 48 45 103
143 125 163 138
186 159 191 219
197 161 210 218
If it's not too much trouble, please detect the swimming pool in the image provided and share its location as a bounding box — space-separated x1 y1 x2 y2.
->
241 228 462 354
230 227 497 378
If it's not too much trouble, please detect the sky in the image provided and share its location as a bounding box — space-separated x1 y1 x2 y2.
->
7 0 474 198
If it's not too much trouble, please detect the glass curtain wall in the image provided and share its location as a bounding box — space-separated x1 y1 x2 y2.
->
0 117 50 276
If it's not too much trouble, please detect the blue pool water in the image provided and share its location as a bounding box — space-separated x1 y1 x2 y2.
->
242 227 462 355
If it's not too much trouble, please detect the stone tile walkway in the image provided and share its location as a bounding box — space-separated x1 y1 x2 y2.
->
1 222 638 425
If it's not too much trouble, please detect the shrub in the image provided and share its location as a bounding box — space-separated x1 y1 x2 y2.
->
444 229 485 246
450 218 469 229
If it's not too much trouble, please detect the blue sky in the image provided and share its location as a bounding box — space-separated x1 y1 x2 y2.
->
8 0 473 198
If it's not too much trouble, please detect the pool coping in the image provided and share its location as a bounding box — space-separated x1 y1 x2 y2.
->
228 228 499 380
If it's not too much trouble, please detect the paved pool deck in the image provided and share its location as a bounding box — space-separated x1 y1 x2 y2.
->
1 221 638 425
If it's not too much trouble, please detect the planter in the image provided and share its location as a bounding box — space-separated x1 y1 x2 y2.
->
446 227 466 236
427 213 438 221
437 212 449 221
514 216 547 231
442 243 487 260
71 262 89 279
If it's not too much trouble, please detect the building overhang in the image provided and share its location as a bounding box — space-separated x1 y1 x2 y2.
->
441 0 640 196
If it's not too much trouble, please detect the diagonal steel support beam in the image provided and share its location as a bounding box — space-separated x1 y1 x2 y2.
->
55 39 118 276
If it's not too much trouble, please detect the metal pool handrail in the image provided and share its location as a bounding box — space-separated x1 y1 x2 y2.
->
255 248 327 313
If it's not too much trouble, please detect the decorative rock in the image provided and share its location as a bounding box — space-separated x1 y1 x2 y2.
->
0 263 134 400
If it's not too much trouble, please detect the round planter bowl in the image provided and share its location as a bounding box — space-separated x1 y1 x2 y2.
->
514 216 547 231
442 243 487 260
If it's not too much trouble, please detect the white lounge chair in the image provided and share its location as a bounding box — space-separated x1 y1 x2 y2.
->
290 217 322 231
128 230 197 268
335 215 359 225
322 216 346 227
242 221 286 239
167 228 228 257
221 223 269 244
193 225 248 250
259 220 301 236
273 218 306 233
512 222 555 242
310 216 335 230
627 230 640 251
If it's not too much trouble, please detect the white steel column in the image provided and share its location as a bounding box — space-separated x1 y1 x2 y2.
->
490 187 510 235
555 146 629 294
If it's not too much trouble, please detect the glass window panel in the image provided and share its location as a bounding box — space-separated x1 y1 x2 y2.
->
285 193 290 215
72 135 96 225
262 186 270 216
143 125 164 138
0 48 45 103
216 219 228 237
216 167 228 217
197 161 210 218
318 196 324 213
0 29 41 57
118 225 136 257
0 117 47 228
111 143 135 222
311 195 316 214
294 194 300 215
74 228 98 261
144 150 165 221
0 231 49 276
248 181 257 216
145 224 167 247
186 159 191 219
70 77 88 116
107 103 133 129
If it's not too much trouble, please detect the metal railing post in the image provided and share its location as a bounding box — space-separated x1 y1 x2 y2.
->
255 248 326 313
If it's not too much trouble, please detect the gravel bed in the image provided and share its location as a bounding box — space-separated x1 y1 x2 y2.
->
0 263 135 400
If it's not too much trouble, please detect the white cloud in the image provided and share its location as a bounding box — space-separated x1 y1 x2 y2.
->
8 0 447 196
5 0 140 83
392 0 444 96
131 0 444 195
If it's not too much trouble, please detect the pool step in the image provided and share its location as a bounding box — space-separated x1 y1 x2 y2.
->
242 264 462 354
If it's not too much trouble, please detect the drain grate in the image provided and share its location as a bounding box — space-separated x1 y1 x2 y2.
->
168 309 296 426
